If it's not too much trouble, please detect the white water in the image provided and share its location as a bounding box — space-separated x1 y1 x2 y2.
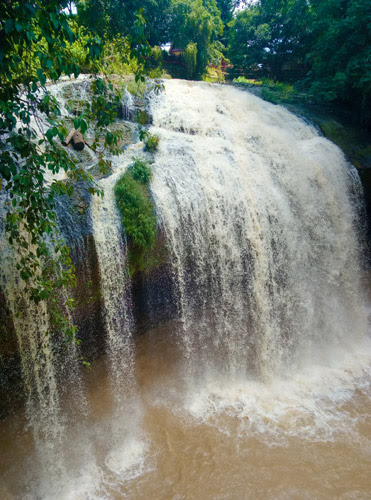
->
149 79 369 423
90 148 147 477
0 213 98 498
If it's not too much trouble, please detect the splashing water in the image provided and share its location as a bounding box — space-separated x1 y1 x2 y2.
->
0 205 99 498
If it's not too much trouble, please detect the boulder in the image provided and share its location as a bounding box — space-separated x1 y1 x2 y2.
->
63 129 85 151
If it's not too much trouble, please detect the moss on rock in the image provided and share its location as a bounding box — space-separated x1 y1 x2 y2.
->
128 232 169 277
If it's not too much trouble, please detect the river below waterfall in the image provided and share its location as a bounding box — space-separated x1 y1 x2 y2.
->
1 79 371 499
1 320 371 499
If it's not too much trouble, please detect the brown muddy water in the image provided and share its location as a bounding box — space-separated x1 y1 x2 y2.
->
1 321 370 500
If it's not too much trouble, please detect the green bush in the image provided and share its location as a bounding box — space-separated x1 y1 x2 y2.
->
139 128 159 152
126 78 146 97
131 159 152 183
114 160 156 249
145 133 159 152
135 110 151 125
147 66 164 79
203 65 225 83
261 87 279 104
233 76 263 85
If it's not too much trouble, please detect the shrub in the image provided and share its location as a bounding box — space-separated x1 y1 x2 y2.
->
139 127 159 152
233 76 263 86
131 159 152 183
114 160 156 249
145 133 159 152
261 87 279 104
148 66 164 79
135 110 151 125
203 65 225 83
126 78 146 97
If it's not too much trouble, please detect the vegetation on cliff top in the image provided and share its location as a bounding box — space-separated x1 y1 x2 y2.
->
228 0 371 126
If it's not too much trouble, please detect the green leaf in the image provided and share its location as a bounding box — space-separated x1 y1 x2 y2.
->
80 119 87 134
37 69 46 86
106 132 113 145
46 129 54 142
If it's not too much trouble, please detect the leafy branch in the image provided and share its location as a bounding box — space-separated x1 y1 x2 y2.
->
0 1 147 362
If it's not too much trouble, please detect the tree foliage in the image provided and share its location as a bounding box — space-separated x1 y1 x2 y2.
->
227 0 371 125
228 0 311 80
0 1 140 353
306 0 371 125
169 0 224 78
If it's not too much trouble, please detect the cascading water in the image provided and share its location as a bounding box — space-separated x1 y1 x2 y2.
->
150 80 367 383
91 164 135 397
90 148 147 478
0 205 98 499
0 79 144 497
1 78 370 499
146 81 371 446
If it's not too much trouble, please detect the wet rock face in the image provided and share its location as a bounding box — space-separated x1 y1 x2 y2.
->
59 194 179 341
56 186 106 359
131 261 178 335
0 290 24 419
128 232 179 335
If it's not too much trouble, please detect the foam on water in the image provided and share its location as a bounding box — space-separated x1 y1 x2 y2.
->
105 437 149 479
182 336 371 445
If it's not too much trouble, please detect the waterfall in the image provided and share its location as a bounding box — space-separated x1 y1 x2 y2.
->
0 79 143 496
149 80 367 385
0 204 98 498
91 173 135 398
1 78 370 498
